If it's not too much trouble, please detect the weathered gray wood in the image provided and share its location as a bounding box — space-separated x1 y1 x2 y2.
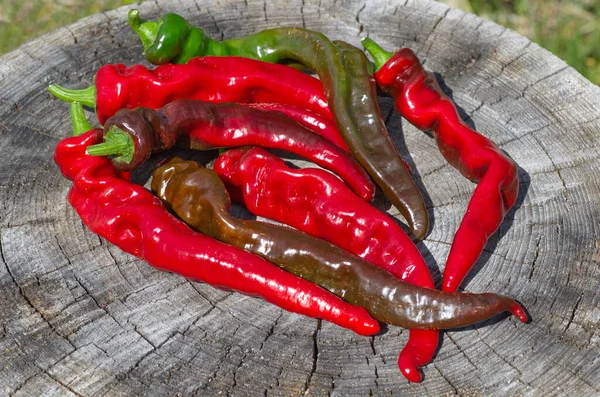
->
1 0 599 395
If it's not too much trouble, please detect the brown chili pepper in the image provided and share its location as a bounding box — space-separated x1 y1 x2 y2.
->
85 99 375 201
151 157 529 330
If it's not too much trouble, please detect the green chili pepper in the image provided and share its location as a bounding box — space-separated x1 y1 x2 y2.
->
129 9 430 239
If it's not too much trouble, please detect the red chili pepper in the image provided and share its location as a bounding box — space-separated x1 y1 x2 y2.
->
246 103 349 151
86 99 375 201
54 103 381 336
363 38 520 293
214 146 438 382
48 56 333 125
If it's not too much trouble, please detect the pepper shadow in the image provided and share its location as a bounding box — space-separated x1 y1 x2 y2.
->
375 95 442 285
129 146 220 187
376 95 436 236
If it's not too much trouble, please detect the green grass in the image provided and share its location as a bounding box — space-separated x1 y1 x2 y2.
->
0 0 131 55
441 0 600 85
1 0 598 85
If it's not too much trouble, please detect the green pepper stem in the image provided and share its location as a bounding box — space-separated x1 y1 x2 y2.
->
361 37 394 71
128 9 159 49
86 126 134 164
70 102 93 136
48 84 96 108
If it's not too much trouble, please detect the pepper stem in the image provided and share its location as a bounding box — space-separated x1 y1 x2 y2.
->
48 84 96 108
86 126 134 164
128 9 159 49
361 37 394 71
70 102 93 136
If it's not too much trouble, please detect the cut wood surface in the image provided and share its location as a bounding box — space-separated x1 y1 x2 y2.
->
1 0 599 395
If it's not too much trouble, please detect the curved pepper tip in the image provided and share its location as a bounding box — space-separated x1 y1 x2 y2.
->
441 275 460 293
398 353 424 383
411 219 429 241
510 303 530 324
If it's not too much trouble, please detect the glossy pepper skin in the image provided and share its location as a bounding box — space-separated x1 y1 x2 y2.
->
152 157 529 330
129 10 430 240
362 38 520 293
54 103 381 336
214 147 438 382
245 103 349 152
47 56 333 126
85 99 374 201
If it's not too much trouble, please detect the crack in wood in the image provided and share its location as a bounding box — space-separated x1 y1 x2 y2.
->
231 349 248 389
44 371 87 397
7 372 39 397
473 18 485 34
70 271 107 314
119 280 165 304
421 162 452 179
432 363 459 395
259 311 283 351
521 65 571 99
445 333 478 371
271 351 288 389
465 100 485 120
302 319 321 395
133 326 157 349
526 324 600 393
494 41 533 79
562 292 584 335
528 236 541 282
369 335 377 356
196 324 242 394
300 0 307 30
200 4 224 39
189 282 234 308
473 328 534 390
114 326 189 389
263 0 268 23
2 238 77 357
63 26 79 47
16 47 71 87
416 7 450 61
355 3 366 36
530 133 569 201
99 240 135 290
8 338 85 397
500 122 553 146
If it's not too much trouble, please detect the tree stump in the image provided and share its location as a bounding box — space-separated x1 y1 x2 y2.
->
1 0 599 395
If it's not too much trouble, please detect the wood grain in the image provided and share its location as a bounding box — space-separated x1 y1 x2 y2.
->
1 0 599 395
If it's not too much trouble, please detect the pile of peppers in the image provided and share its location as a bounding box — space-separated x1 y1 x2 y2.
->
49 9 528 383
